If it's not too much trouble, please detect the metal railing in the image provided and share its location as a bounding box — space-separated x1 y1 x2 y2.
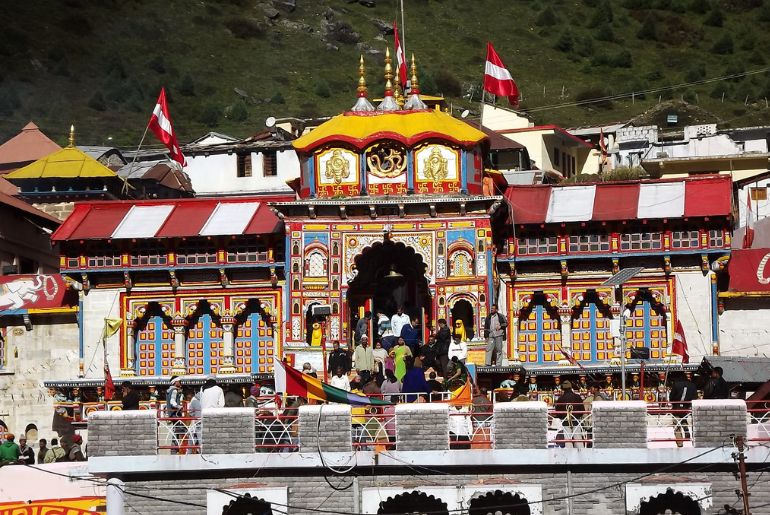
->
140 398 770 453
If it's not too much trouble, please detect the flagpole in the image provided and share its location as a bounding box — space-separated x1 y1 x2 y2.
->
400 0 406 62
122 123 150 196
480 88 487 126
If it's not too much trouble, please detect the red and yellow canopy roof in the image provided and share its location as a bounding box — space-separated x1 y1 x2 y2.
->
293 109 487 153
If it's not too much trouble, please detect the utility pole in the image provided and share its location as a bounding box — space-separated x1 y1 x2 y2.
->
736 435 751 515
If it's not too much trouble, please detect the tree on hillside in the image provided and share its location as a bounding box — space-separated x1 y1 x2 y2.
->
637 15 658 40
178 75 196 96
711 34 734 54
535 7 557 26
704 8 724 26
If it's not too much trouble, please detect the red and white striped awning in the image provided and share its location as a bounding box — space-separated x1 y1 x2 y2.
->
52 196 292 241
504 176 732 225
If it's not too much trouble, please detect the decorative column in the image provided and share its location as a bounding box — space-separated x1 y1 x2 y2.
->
121 317 137 377
219 311 237 374
559 303 572 366
171 313 188 375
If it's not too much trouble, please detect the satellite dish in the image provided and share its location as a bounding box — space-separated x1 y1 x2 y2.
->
265 116 276 128
460 110 470 119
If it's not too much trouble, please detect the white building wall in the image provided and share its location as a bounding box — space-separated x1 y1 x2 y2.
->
737 179 770 227
183 150 299 196
82 289 122 379
0 315 79 437
674 271 713 360
719 304 770 358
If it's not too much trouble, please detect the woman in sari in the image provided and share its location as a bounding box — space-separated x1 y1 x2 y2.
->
393 337 412 382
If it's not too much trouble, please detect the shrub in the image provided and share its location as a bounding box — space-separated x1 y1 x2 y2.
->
684 64 706 82
178 74 195 96
148 56 166 74
224 17 265 39
553 32 573 52
270 92 285 104
435 70 462 97
535 7 557 26
574 35 594 57
610 50 632 68
594 23 616 42
711 35 734 54
637 15 657 41
198 104 220 127
587 0 613 27
227 100 248 121
87 91 106 111
314 80 331 98
704 8 723 26
0 89 21 116
575 86 613 109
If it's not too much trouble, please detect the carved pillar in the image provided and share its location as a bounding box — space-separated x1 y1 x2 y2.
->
171 313 188 375
219 312 237 374
121 320 137 377
559 303 572 365
509 299 521 364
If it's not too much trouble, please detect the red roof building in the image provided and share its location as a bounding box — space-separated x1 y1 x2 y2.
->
0 122 61 173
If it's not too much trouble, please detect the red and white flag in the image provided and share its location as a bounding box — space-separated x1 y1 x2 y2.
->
393 21 407 89
483 42 520 106
148 88 186 167
671 320 689 363
743 189 755 249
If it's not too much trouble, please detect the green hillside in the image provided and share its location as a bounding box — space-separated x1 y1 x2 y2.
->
2 0 770 146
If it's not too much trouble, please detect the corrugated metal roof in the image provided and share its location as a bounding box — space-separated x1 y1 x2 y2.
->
705 356 770 383
52 197 290 241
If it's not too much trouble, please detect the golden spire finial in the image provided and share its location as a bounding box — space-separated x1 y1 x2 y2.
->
384 47 394 95
357 54 368 97
410 53 420 94
68 124 75 147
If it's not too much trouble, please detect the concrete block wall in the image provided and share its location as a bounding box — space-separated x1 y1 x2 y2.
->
88 410 157 457
396 403 449 451
298 404 352 452
591 401 647 449
494 401 548 449
201 408 255 454
692 399 747 448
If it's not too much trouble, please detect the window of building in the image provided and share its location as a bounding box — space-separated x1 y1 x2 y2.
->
568 234 610 253
449 250 474 277
517 236 559 255
671 230 700 249
263 151 277 177
620 232 662 251
553 148 560 167
305 250 327 277
130 242 168 267
226 242 268 263
571 292 614 363
176 242 217 266
85 243 121 268
624 288 668 360
237 153 252 178
750 187 767 201
708 229 724 247
517 294 562 364
65 257 80 269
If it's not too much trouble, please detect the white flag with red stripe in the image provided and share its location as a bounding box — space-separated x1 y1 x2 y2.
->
483 42 520 106
148 88 186 167
743 189 755 248
393 21 407 88
671 320 689 363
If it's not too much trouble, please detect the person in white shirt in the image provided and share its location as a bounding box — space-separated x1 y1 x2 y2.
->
390 306 410 338
329 367 351 392
448 335 468 363
200 375 225 409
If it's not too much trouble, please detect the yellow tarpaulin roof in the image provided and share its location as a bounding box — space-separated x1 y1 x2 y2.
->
293 109 487 152
5 147 118 179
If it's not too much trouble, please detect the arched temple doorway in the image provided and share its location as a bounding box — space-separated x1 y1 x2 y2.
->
451 297 475 340
377 491 449 515
468 490 531 515
348 241 432 338
639 489 701 515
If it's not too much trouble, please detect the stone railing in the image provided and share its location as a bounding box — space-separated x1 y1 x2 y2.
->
87 399 752 457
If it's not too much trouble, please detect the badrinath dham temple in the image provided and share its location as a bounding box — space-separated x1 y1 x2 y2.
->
0 53 768 515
